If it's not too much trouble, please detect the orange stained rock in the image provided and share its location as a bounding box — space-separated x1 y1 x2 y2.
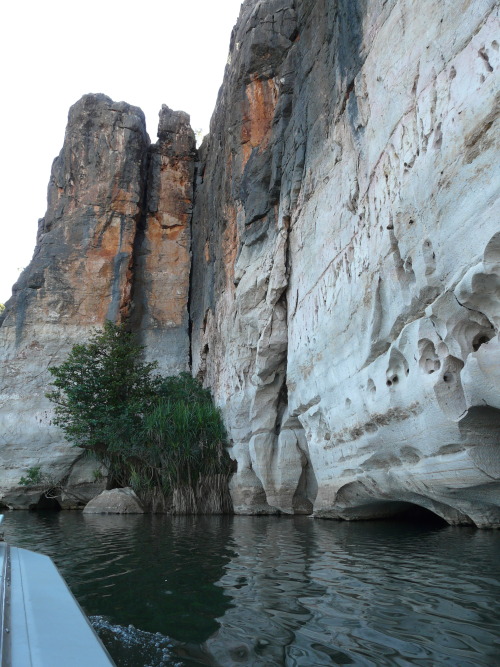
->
144 215 189 256
111 186 140 217
92 214 136 257
241 76 279 169
142 215 190 328
140 153 192 328
76 214 136 323
157 156 192 218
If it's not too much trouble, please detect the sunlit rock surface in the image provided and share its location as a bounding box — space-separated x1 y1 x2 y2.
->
191 0 500 526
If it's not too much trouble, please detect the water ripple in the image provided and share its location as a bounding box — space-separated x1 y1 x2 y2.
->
4 512 500 666
90 616 183 667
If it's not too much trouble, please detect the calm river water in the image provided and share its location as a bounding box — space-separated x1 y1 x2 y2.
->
3 511 500 666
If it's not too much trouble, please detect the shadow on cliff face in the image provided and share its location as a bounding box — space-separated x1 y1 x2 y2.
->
336 0 367 83
335 0 368 133
384 502 449 527
29 492 62 511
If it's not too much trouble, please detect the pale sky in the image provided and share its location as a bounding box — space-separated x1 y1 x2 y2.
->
0 0 243 304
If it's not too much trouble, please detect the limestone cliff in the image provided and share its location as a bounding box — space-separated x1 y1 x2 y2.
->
190 0 500 526
1 1 499 526
0 95 195 508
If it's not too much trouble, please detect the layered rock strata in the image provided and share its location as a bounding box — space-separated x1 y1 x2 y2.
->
0 95 194 508
190 0 500 526
1 1 499 526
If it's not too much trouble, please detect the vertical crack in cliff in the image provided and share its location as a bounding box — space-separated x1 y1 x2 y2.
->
128 147 152 336
186 148 202 372
128 108 196 374
274 221 291 438
280 217 292 433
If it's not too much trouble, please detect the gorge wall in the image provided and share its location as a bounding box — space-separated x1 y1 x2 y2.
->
1 0 499 526
0 97 195 508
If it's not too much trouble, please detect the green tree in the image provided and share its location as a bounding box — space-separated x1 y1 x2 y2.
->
47 321 160 485
47 322 232 512
0 303 5 313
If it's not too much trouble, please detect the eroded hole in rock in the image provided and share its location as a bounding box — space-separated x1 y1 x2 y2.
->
386 348 409 387
335 498 447 525
478 47 493 72
435 355 466 419
393 502 448 526
30 490 62 511
418 339 440 374
433 122 443 149
472 334 492 351
197 343 210 382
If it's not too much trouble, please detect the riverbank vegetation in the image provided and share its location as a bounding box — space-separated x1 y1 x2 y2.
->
46 322 233 513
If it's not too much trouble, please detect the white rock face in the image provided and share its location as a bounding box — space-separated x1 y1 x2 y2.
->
191 0 500 526
1 2 499 526
286 1 500 527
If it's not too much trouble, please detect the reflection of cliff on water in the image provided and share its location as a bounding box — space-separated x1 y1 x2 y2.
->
177 517 500 667
176 516 318 665
4 512 500 666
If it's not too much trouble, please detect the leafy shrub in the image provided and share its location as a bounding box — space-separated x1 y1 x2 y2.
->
46 322 232 512
19 465 43 486
47 321 160 463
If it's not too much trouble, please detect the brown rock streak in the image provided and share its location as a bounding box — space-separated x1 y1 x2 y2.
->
241 76 279 168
